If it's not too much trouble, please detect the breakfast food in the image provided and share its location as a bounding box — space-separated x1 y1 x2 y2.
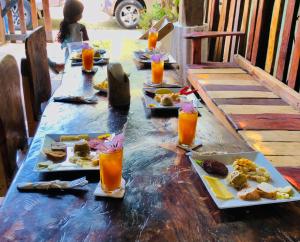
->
44 149 67 161
155 88 172 95
94 79 108 91
74 140 90 156
160 95 173 106
204 176 233 200
60 134 89 142
227 170 248 190
51 142 67 152
233 158 270 183
257 182 277 199
238 187 260 201
202 159 228 177
69 154 98 168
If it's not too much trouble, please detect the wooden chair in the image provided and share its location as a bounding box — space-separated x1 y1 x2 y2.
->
0 54 28 194
21 26 52 136
139 16 174 41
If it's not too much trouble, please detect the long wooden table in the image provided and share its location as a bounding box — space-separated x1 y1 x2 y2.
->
1 40 300 241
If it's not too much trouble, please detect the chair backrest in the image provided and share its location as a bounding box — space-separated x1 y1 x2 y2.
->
24 26 51 121
139 16 174 41
0 119 9 196
0 54 27 181
206 0 300 91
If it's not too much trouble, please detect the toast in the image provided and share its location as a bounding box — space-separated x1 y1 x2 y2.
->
44 149 67 161
238 187 260 201
257 182 277 199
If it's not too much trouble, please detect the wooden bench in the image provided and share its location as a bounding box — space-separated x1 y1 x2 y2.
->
187 0 300 176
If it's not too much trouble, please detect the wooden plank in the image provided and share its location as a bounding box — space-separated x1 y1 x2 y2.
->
287 19 300 89
42 0 53 42
188 62 239 69
220 105 299 114
246 0 258 60
276 0 296 81
6 0 16 43
0 8 5 44
238 0 251 55
251 142 300 156
196 73 255 80
267 156 300 167
195 78 262 86
188 68 246 74
188 72 242 137
234 54 300 112
239 130 300 142
207 91 279 99
265 0 283 73
214 0 228 61
250 0 265 65
214 98 288 106
30 0 38 29
17 0 27 34
223 0 237 62
203 84 269 91
228 113 300 130
229 0 242 61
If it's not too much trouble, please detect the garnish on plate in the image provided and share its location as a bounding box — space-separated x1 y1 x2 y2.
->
204 175 233 200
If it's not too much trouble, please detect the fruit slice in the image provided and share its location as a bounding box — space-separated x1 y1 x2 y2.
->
204 175 233 200
155 88 172 95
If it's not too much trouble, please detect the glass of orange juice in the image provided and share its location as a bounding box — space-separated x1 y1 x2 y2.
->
148 28 158 50
151 54 164 84
99 149 123 193
82 47 94 72
178 102 198 146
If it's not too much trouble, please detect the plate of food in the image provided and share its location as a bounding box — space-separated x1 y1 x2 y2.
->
71 49 106 61
143 87 195 110
93 79 108 93
134 51 176 64
35 133 112 172
189 151 300 209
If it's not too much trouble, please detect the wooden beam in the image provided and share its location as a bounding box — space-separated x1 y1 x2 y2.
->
0 7 5 44
238 0 251 55
30 0 38 29
42 0 53 42
17 0 27 34
287 18 300 90
276 0 296 81
265 0 284 74
246 0 258 60
5 34 27 41
234 54 300 112
250 0 265 65
230 0 242 61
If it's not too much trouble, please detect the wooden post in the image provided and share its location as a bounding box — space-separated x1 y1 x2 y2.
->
0 7 6 44
6 0 16 43
17 0 27 34
42 0 53 42
179 0 205 26
30 0 38 29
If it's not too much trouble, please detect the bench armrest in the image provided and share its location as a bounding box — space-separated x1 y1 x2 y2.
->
185 31 245 39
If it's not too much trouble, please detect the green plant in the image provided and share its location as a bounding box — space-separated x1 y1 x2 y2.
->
139 1 179 30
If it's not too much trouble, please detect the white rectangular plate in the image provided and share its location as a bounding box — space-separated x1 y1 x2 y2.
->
34 133 106 172
189 151 300 209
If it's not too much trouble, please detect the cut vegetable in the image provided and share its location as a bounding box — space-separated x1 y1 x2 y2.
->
204 175 233 200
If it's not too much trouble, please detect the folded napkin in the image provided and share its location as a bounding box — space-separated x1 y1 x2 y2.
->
17 177 88 190
54 95 98 104
71 58 109 67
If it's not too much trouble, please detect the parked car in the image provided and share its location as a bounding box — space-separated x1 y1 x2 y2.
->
4 0 64 30
101 0 154 29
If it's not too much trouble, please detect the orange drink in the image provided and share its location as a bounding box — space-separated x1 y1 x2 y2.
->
178 107 198 146
151 59 164 84
148 29 158 50
82 47 94 71
99 149 123 192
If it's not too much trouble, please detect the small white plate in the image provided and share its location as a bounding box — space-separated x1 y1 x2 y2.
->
94 178 126 198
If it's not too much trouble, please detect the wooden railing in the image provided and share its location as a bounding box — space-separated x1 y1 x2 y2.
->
204 0 300 92
0 0 53 44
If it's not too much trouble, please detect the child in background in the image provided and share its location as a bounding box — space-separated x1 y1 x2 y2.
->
57 0 89 49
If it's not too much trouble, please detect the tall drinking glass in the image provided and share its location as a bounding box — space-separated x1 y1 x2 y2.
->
151 57 164 84
178 106 198 146
99 149 123 193
148 28 158 50
82 47 94 72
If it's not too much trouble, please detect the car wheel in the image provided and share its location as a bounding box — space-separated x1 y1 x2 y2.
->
115 0 143 29
11 0 32 30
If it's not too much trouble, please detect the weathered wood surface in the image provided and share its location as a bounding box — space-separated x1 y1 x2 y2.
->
3 40 300 241
213 98 288 106
228 113 300 130
207 91 278 99
239 130 300 142
188 68 246 74
220 105 299 114
17 0 27 34
41 0 53 42
0 54 27 187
